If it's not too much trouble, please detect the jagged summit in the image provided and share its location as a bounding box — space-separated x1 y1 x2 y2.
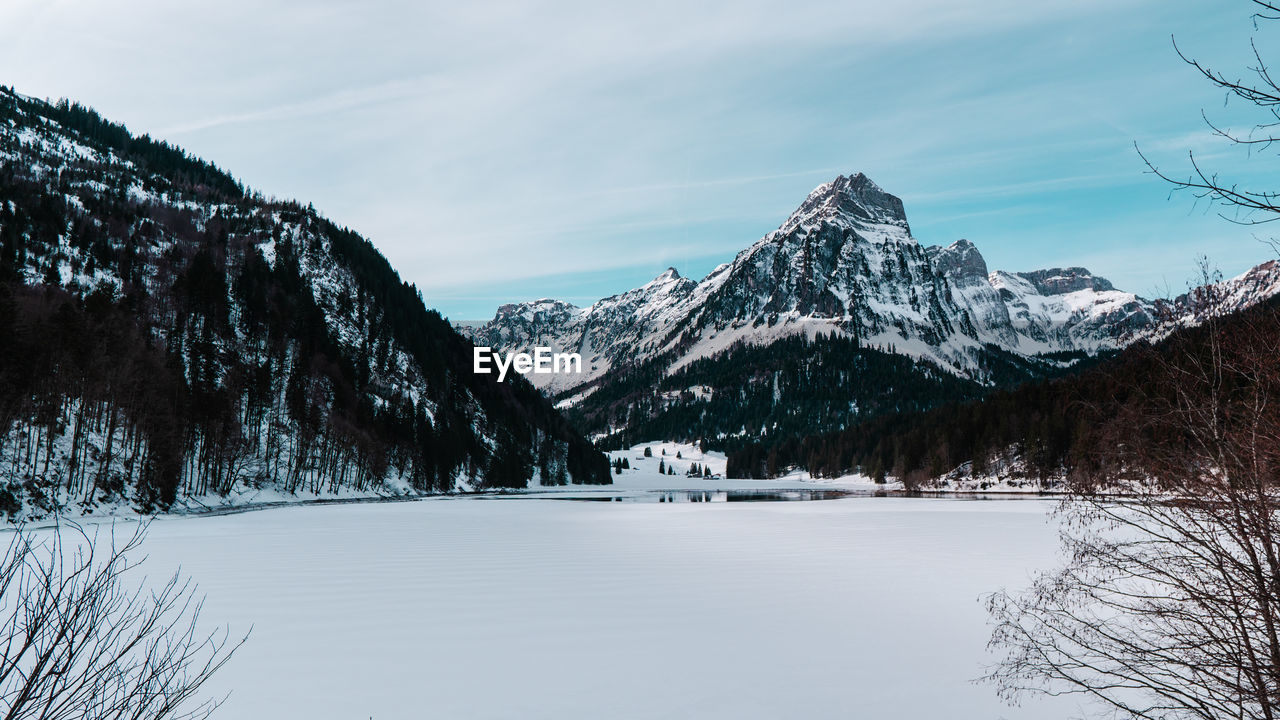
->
634 266 692 295
1013 267 1116 295
928 239 989 281
779 172 910 235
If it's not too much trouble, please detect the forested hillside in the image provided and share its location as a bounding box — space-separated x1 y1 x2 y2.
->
572 333 1062 454
0 87 607 517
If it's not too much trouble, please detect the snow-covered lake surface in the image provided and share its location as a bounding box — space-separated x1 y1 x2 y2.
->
121 494 1081 719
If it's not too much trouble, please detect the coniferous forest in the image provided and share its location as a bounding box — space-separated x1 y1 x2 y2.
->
573 332 1071 456
0 87 608 517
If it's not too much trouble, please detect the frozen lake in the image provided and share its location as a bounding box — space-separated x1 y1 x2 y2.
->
124 495 1079 719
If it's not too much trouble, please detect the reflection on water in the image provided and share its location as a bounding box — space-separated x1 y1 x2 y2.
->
552 489 874 503
494 488 1059 504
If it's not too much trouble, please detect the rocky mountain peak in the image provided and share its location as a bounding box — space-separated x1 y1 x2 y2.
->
928 239 989 283
779 172 910 235
1014 268 1116 295
627 266 695 303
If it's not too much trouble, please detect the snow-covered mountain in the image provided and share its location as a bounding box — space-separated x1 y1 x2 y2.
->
0 88 608 517
471 174 985 392
669 174 977 371
1153 259 1280 334
930 241 1157 355
468 173 1280 447
472 268 696 394
474 173 1280 395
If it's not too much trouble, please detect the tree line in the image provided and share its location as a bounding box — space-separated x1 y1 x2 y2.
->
567 333 1056 456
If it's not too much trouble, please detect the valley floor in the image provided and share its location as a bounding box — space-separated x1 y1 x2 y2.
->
96 491 1082 719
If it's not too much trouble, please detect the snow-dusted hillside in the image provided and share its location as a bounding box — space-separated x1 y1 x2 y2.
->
1148 259 1280 337
0 88 609 518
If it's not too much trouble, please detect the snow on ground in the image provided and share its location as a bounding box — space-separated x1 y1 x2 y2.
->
582 442 1062 496
614 440 729 477
928 452 1066 493
579 441 892 492
67 495 1083 720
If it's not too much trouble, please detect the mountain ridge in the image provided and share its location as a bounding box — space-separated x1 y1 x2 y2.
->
472 175 1280 386
467 172 1280 448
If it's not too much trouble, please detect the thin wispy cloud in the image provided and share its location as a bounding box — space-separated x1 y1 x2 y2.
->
156 77 436 136
906 171 1145 205
0 0 1270 317
562 168 847 201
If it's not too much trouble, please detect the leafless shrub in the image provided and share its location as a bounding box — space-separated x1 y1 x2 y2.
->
0 522 245 720
985 274 1280 719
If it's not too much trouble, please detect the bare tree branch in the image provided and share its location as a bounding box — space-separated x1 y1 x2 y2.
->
1139 11 1280 230
985 279 1280 719
0 522 246 720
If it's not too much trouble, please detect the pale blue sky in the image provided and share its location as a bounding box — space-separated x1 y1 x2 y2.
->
2 0 1276 319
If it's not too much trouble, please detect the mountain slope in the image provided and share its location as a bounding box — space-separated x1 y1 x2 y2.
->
0 87 608 518
666 174 981 373
470 268 696 394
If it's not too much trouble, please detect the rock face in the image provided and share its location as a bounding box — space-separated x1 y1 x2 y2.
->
926 239 1018 348
675 174 973 367
983 268 1152 354
468 173 1280 397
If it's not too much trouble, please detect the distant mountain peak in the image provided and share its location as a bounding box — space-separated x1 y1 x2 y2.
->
928 239 989 282
1014 267 1116 295
631 266 694 301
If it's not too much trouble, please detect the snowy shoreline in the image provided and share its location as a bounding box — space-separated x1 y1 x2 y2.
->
4 439 1069 527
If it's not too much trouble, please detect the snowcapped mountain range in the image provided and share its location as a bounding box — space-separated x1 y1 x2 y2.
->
469 173 1280 398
